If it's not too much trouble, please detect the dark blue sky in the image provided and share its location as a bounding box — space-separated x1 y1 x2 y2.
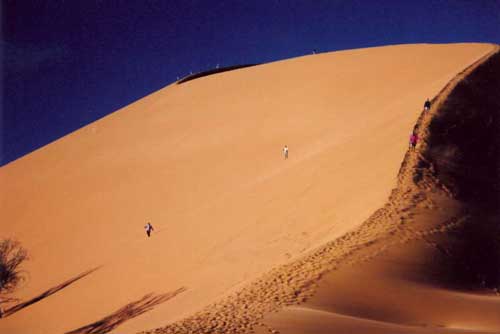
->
2 0 500 166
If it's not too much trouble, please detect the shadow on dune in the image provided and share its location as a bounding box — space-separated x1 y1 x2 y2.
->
66 287 186 334
421 51 500 290
4 267 99 317
176 64 258 84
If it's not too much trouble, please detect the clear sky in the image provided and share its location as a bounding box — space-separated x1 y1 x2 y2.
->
2 0 500 165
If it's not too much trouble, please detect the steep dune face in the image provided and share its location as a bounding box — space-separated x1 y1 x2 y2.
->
258 49 500 334
0 43 494 334
422 50 500 291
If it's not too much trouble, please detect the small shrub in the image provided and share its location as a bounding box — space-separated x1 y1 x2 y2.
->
0 239 29 317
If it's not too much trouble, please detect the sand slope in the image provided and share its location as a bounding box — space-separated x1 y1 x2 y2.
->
257 47 500 334
0 43 495 334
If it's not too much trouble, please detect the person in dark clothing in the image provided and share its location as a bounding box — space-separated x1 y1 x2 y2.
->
424 98 431 111
145 222 154 237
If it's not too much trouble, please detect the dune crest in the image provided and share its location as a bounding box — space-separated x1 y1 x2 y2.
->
0 43 495 334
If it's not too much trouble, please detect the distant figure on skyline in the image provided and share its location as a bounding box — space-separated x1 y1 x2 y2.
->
424 98 431 111
144 222 154 237
283 145 289 159
409 133 418 150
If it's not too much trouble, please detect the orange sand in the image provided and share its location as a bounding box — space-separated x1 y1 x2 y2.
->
0 43 495 334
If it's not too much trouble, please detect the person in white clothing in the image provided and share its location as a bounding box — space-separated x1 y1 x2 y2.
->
283 145 289 159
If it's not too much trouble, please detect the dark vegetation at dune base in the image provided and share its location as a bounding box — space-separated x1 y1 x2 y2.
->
176 64 259 84
424 51 500 290
0 239 28 317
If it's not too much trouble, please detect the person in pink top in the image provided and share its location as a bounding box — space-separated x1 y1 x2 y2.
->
409 132 419 150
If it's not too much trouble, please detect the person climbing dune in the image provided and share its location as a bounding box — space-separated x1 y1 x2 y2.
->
409 132 419 150
283 145 289 159
144 222 154 237
424 98 431 111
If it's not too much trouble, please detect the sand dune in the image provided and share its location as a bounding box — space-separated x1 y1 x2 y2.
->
0 43 496 334
256 47 500 334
